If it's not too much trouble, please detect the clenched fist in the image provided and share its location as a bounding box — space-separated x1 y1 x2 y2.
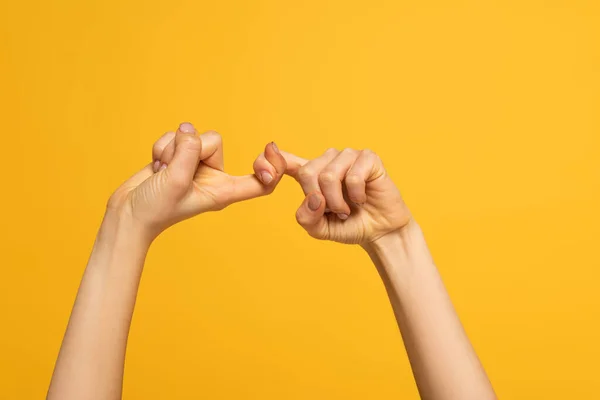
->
279 148 412 245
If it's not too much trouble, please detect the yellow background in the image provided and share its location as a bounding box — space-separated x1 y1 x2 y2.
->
1 0 599 398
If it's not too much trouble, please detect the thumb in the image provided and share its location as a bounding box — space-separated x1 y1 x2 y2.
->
295 192 328 239
166 132 203 190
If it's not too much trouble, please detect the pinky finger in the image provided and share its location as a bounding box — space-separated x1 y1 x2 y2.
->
253 153 276 184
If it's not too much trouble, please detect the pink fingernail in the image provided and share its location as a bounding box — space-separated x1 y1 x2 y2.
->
272 142 280 154
261 171 273 184
338 213 349 220
179 122 195 133
153 160 160 172
159 163 167 171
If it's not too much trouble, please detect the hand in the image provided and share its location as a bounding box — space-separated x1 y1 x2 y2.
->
278 148 412 245
107 122 286 239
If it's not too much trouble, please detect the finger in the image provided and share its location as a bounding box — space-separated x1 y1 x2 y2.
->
225 174 272 205
295 148 339 196
295 192 328 239
253 142 287 185
225 142 289 205
253 153 276 184
318 148 359 218
159 122 196 168
280 150 308 178
159 138 176 169
192 129 224 171
152 131 176 172
160 123 225 171
345 149 386 204
265 142 286 175
165 132 203 191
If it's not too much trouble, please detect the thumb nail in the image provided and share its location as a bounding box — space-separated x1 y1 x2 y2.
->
308 194 321 211
179 122 195 133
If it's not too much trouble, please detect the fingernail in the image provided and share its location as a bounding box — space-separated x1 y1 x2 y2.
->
179 122 195 133
272 142 280 154
338 213 349 220
260 171 273 184
308 194 321 211
159 163 167 171
153 160 160 173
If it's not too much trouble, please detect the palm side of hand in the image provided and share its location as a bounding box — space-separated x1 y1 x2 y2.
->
126 163 231 230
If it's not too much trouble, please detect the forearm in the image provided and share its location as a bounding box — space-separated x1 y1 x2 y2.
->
48 210 151 400
364 222 495 400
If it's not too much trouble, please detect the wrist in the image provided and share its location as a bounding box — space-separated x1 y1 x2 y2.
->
93 207 153 263
362 220 433 277
362 219 421 253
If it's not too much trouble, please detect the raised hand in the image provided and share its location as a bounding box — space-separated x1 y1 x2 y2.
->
108 122 286 238
278 148 412 245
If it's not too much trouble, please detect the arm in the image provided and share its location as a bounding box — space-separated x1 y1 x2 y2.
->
365 223 495 400
274 147 496 400
48 123 287 400
47 211 151 400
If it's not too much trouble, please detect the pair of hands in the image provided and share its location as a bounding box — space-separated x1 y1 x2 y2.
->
108 122 412 246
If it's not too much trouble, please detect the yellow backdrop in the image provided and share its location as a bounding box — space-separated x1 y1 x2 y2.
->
1 0 599 398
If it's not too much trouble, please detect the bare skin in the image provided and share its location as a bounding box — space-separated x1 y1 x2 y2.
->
47 123 287 400
259 148 497 400
48 124 496 400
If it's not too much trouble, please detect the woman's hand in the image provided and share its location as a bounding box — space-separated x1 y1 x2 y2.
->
107 122 286 239
276 148 412 245
270 148 495 400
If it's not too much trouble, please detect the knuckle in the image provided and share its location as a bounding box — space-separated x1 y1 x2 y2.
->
345 174 362 186
318 171 336 185
204 130 222 142
325 147 339 156
297 165 315 181
361 148 375 157
362 148 382 163
341 147 358 155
